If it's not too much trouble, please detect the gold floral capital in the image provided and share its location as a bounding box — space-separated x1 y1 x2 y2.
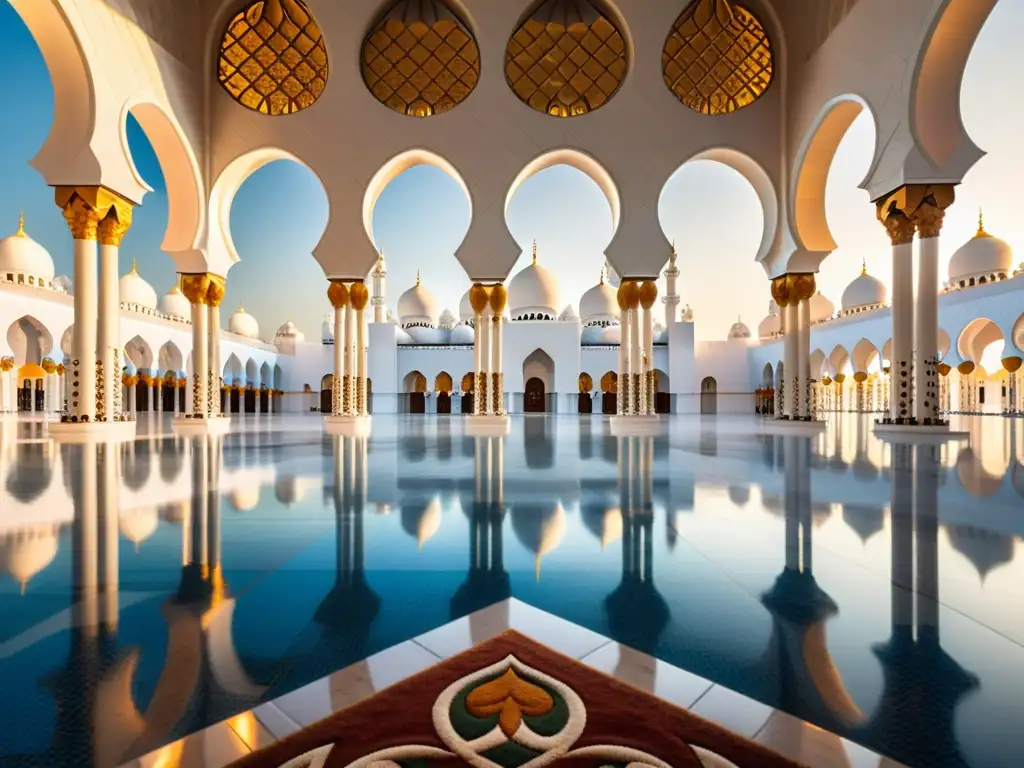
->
469 283 490 315
488 284 507 314
55 186 135 242
770 275 790 307
206 274 227 307
875 184 955 243
97 206 133 247
181 273 212 305
788 273 816 303
327 280 350 309
349 280 370 311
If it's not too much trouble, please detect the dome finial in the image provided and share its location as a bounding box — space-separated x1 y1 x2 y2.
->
130 258 138 275
416 269 421 286
16 210 25 237
861 257 867 276
976 206 990 238
532 239 538 265
599 265 605 284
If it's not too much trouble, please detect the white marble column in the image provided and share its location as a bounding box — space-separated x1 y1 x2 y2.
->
97 210 130 422
208 297 223 418
617 298 629 415
783 302 798 419
481 307 492 415
491 305 503 415
798 296 810 419
629 303 641 417
183 276 209 418
71 232 99 421
641 280 656 416
328 281 347 416
344 298 356 415
473 306 484 415
1 361 13 412
890 227 915 422
357 306 367 416
914 196 950 424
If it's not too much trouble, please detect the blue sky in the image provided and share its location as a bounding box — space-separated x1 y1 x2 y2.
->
1 2 1021 341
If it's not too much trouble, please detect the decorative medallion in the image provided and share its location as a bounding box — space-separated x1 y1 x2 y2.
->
362 0 481 117
505 0 628 118
662 0 773 115
217 0 329 115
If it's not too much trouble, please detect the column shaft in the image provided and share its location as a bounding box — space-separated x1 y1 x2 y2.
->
617 309 629 415
356 308 367 415
480 309 491 415
333 307 344 415
629 307 641 416
916 232 941 424
783 302 798 418
642 305 653 415
73 238 99 421
890 240 914 421
798 298 810 419
208 304 221 417
491 313 503 415
191 302 208 418
97 242 120 421
344 303 355 415
473 312 483 415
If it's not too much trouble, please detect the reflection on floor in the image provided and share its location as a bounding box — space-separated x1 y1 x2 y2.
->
0 412 1021 767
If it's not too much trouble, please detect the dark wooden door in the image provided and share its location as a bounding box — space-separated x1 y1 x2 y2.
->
409 392 425 414
319 388 331 413
230 389 241 413
137 385 149 412
437 392 452 414
577 393 592 413
260 390 269 413
524 377 546 413
461 393 474 413
17 385 30 411
245 390 257 413
602 393 616 414
656 392 670 414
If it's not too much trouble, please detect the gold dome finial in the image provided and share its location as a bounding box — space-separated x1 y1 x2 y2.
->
237 301 244 313
861 257 867 276
976 207 990 238
532 239 538 265
16 210 25 237
130 258 138 275
416 269 421 286
599 266 605 284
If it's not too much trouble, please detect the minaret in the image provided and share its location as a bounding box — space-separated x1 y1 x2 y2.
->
371 249 387 323
662 240 680 322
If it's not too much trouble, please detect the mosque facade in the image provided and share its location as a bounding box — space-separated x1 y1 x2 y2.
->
3 213 1022 418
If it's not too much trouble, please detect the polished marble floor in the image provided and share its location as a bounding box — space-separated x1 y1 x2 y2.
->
0 412 1022 767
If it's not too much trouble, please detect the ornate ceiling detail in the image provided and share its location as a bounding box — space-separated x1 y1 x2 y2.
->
662 0 773 115
217 0 329 115
505 0 628 118
361 0 481 117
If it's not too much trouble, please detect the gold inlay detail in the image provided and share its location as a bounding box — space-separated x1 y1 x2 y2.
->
505 0 627 118
662 0 773 115
362 0 480 118
217 0 329 116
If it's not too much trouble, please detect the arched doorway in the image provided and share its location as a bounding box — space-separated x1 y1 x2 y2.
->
654 369 670 414
404 370 427 414
320 373 334 413
522 348 555 413
700 376 718 414
578 373 593 413
435 372 453 414
600 371 617 414
460 372 474 413
525 377 546 413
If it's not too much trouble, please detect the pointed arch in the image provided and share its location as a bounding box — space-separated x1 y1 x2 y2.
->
6 316 54 365
124 335 154 370
157 341 183 374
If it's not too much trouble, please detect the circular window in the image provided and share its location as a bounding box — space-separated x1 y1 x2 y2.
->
217 0 329 115
662 0 772 115
361 0 480 117
505 0 627 118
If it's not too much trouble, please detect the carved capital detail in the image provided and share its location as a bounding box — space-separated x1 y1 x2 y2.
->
56 185 135 242
875 183 955 243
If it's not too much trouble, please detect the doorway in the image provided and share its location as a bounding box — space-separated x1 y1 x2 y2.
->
525 377 546 413
700 376 718 414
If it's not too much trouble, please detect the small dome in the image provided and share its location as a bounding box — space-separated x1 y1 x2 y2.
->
450 324 474 344
53 275 72 294
321 312 333 342
438 308 457 330
0 524 59 592
401 497 441 549
558 304 578 322
511 504 566 581
228 304 259 338
579 270 620 327
407 326 448 344
758 311 780 338
509 241 561 320
275 476 312 506
0 213 55 283
275 319 305 341
397 272 439 328
841 261 887 312
119 507 158 549
808 292 835 323
459 288 474 324
119 260 157 309
948 211 1013 284
159 283 190 319
728 318 751 340
582 325 620 346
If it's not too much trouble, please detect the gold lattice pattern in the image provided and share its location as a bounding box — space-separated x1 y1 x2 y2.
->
505 0 627 118
662 0 772 115
217 0 329 115
362 0 480 117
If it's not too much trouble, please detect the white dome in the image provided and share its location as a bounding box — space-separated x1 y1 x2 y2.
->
728 319 751 340
948 214 1013 284
509 241 561 320
119 261 157 309
459 288 474 323
758 312 781 338
558 304 578 322
53 275 72 294
407 326 448 344
450 324 474 344
159 283 190 319
438 308 457 330
0 214 54 284
228 305 259 338
808 292 835 323
579 272 620 327
0 524 59 591
582 325 620 345
275 319 304 341
654 326 668 344
841 263 887 312
398 273 439 327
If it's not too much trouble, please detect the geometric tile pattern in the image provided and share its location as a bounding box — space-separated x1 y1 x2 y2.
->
217 0 329 115
662 0 773 115
505 1 627 118
361 0 480 117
